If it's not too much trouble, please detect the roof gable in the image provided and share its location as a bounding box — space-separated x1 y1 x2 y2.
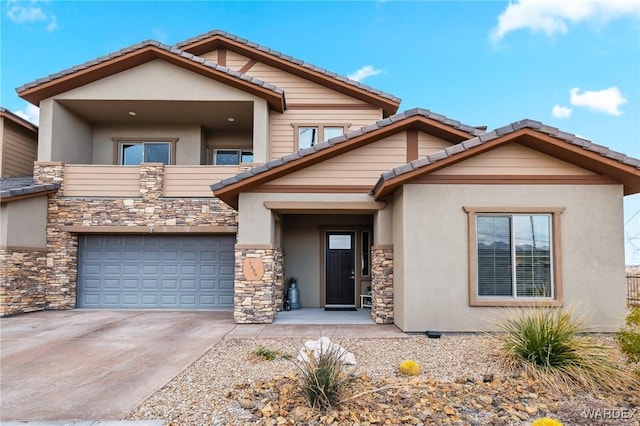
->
0 107 38 134
211 108 484 208
176 30 401 117
17 42 286 112
372 119 640 198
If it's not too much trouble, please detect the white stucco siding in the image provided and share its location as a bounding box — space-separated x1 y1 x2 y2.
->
395 183 626 332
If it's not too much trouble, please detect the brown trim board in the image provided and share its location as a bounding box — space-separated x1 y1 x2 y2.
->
60 225 237 234
239 59 258 74
218 48 226 67
0 189 59 203
406 129 418 162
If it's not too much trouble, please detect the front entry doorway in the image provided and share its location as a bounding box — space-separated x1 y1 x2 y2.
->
325 231 356 306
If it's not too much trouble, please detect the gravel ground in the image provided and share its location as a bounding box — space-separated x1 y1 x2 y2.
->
127 334 639 425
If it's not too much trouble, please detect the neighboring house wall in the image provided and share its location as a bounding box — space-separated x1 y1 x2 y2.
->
1 116 38 177
0 196 49 316
394 183 626 332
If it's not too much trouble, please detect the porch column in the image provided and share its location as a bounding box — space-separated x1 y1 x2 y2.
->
234 245 279 323
371 245 394 324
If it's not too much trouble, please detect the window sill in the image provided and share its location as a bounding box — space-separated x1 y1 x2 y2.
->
470 298 562 307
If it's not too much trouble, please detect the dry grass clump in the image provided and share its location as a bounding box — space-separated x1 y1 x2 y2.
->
496 307 638 394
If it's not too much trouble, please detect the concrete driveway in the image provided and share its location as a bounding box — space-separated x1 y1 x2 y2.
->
0 310 236 421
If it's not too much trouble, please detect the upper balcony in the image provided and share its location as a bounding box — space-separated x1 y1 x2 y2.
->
35 162 250 199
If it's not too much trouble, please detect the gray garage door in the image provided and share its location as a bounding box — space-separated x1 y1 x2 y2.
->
77 234 235 309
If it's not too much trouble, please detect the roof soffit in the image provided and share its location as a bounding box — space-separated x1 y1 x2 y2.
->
176 32 401 116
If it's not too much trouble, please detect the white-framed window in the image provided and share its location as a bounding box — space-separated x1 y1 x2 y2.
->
213 149 254 165
464 207 564 307
116 140 175 165
293 124 349 150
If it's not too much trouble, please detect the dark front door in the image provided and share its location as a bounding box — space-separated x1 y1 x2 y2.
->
326 232 355 305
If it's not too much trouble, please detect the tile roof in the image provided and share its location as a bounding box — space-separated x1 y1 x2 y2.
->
175 29 401 104
0 176 60 200
16 40 284 98
372 118 640 193
210 108 484 192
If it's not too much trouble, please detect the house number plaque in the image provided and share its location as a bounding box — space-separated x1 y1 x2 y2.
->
243 258 264 281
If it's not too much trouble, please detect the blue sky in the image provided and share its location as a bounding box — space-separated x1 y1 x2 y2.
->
1 0 639 263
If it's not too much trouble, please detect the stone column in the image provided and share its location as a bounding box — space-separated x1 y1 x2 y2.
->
371 246 394 324
234 247 277 323
33 162 64 187
139 163 165 202
274 249 284 311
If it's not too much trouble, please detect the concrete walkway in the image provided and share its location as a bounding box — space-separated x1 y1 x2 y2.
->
0 310 405 422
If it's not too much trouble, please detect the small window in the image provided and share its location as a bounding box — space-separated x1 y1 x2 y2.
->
361 231 370 277
213 149 253 165
465 207 564 307
119 141 171 165
293 124 349 150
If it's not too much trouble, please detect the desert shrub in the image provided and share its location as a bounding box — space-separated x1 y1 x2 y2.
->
617 306 640 364
497 307 636 393
398 360 420 376
531 418 564 426
253 346 290 361
294 345 354 410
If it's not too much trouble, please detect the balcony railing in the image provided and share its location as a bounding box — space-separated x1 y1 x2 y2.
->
61 164 244 198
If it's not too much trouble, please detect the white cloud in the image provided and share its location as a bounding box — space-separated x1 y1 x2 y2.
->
491 0 640 42
552 104 573 118
569 87 628 116
14 103 40 126
6 0 57 32
348 65 383 82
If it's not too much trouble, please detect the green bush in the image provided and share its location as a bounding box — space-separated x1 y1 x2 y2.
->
617 306 640 364
497 307 636 392
253 345 290 361
294 345 354 410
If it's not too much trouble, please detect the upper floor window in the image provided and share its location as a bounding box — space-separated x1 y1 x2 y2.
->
115 139 177 165
293 124 349 150
464 207 564 307
213 149 254 165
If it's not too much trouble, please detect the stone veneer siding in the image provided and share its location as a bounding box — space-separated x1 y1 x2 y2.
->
0 250 48 316
234 247 282 323
30 162 238 312
371 247 394 324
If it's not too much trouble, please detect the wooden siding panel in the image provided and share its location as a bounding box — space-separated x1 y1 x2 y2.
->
270 108 383 159
417 131 451 156
267 133 407 186
247 62 369 104
431 143 598 176
199 50 251 71
164 166 243 197
3 125 37 177
63 165 140 196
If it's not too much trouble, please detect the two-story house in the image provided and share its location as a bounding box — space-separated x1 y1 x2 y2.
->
6 30 640 331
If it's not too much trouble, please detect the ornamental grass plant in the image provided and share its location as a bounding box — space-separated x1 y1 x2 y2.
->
294 343 355 410
496 307 638 394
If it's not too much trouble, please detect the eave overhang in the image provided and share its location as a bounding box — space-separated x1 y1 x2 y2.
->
17 43 286 112
177 32 400 117
372 121 640 199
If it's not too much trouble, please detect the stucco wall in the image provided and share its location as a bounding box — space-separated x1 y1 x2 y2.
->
0 196 48 248
394 183 627 332
38 100 93 163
